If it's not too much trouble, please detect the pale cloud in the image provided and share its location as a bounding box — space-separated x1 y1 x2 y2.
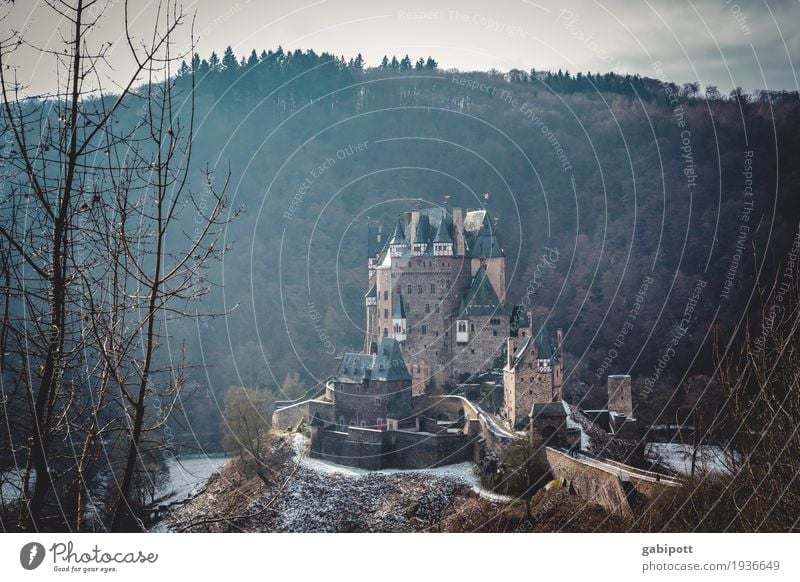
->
4 0 798 95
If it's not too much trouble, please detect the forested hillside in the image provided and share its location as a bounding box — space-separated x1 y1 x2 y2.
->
5 46 800 445
155 47 800 434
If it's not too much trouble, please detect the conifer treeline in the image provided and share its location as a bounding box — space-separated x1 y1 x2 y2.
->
178 46 800 105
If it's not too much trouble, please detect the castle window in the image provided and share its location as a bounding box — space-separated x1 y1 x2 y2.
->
490 318 501 325
407 284 412 294
383 328 388 337
434 331 439 337
425 304 430 313
384 309 388 319
493 330 497 336
421 325 427 335
383 291 388 300
471 349 475 354
470 324 475 332
435 305 440 313
457 321 467 333
417 284 423 294
430 284 435 293
360 420 367 428
375 397 382 405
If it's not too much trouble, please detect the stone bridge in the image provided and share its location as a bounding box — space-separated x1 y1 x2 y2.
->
545 447 681 518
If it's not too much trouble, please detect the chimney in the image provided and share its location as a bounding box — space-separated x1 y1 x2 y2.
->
506 337 514 369
452 207 465 256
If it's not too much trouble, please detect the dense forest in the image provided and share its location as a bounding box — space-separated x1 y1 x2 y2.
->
155 47 800 435
3 44 800 464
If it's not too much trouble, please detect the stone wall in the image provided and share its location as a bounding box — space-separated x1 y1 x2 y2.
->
390 255 471 387
333 379 411 428
272 399 335 431
452 314 508 381
545 448 633 518
310 425 474 470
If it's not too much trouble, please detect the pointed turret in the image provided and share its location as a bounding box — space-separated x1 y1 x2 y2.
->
388 216 407 258
413 214 430 256
433 216 454 256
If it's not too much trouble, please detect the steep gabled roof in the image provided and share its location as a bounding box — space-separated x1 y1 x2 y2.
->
392 293 406 319
433 215 454 244
333 337 411 383
389 216 406 244
367 223 387 257
415 214 431 243
535 318 555 361
373 337 411 381
463 210 504 258
458 266 508 317
365 284 377 299
509 336 532 369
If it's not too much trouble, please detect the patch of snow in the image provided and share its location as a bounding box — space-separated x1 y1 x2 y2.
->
154 454 230 505
290 433 510 502
645 443 732 476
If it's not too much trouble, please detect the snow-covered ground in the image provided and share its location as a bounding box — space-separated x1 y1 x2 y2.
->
645 443 733 476
154 454 230 505
292 433 510 502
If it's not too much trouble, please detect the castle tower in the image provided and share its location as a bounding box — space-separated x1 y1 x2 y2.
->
503 318 563 429
607 374 633 417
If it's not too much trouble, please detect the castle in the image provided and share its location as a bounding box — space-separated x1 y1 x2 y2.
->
273 203 637 471
364 207 513 393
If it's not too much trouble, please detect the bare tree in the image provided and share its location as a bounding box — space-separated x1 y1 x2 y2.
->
0 0 234 531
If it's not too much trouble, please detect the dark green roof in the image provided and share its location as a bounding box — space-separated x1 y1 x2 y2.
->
333 337 411 383
535 318 554 360
389 216 406 244
365 284 377 298
374 337 411 381
510 305 530 333
392 293 406 319
458 266 508 317
464 211 504 258
433 216 454 244
415 214 431 243
531 401 567 418
387 392 414 419
367 223 387 257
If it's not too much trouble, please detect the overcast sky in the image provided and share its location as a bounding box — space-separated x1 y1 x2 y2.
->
5 0 799 95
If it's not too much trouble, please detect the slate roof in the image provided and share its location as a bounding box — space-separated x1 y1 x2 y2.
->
392 293 406 319
333 337 411 383
367 223 387 257
535 318 555 361
457 266 509 318
463 210 504 259
510 305 531 333
365 284 377 299
508 336 532 370
531 401 568 418
389 216 406 245
433 215 454 243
